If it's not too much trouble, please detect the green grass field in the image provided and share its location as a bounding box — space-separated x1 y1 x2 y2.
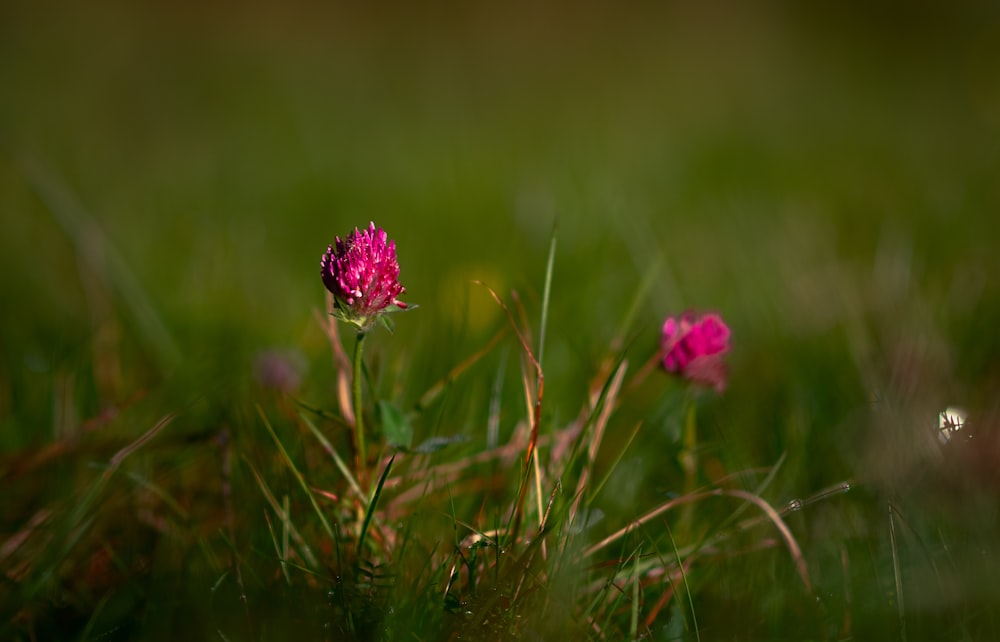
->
3 2 1000 639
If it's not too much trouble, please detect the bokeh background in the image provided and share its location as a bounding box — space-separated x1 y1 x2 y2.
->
3 0 1000 638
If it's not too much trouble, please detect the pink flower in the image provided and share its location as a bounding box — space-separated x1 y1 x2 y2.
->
321 222 407 330
661 312 731 393
254 349 305 393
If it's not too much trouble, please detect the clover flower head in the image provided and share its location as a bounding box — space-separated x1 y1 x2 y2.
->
661 311 731 393
254 349 306 393
321 222 407 331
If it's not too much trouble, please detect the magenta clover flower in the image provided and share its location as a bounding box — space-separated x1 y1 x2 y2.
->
321 222 407 331
661 312 731 393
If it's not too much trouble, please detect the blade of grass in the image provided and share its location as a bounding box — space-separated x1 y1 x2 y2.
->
487 347 508 449
122 469 190 522
719 489 812 594
282 494 290 578
477 281 544 542
243 457 319 570
665 521 700 642
571 360 628 523
587 420 642 505
414 325 508 412
615 253 663 350
26 412 176 598
219 426 252 639
257 405 336 542
889 500 907 642
630 546 641 642
21 155 180 370
585 490 719 559
585 487 812 594
299 411 365 501
357 453 396 558
474 282 543 468
77 592 112 642
538 224 557 369
264 508 291 585
700 451 788 541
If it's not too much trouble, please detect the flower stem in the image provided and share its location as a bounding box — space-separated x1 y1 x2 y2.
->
679 397 698 538
353 330 368 472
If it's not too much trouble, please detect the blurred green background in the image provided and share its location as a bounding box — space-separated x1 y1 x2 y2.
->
3 0 1000 638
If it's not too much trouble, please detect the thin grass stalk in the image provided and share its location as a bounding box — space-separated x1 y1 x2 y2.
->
585 487 812 592
77 593 112 642
570 360 628 525
258 406 337 543
614 254 662 354
630 548 641 641
315 300 353 423
722 489 811 593
23 156 181 370
538 226 557 369
26 412 176 599
665 521 701 642
357 453 396 559
415 326 508 412
282 494 291 580
300 412 365 501
889 500 907 642
243 457 319 569
642 555 694 630
884 496 942 583
475 282 543 467
264 509 291 585
477 281 544 543
219 427 253 639
487 349 508 449
588 421 642 506
585 490 716 559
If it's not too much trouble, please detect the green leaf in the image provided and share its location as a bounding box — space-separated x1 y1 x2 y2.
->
378 400 412 449
377 314 396 334
411 434 468 453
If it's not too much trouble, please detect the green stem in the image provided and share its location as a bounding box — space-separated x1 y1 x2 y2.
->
679 397 697 538
681 398 697 493
353 331 367 471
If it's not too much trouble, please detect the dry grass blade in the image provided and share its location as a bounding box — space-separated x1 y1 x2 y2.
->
570 360 628 523
585 487 812 594
585 491 718 559
720 489 812 593
20 412 176 600
314 300 353 424
107 412 177 472
0 510 52 567
475 281 545 543
474 282 543 466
